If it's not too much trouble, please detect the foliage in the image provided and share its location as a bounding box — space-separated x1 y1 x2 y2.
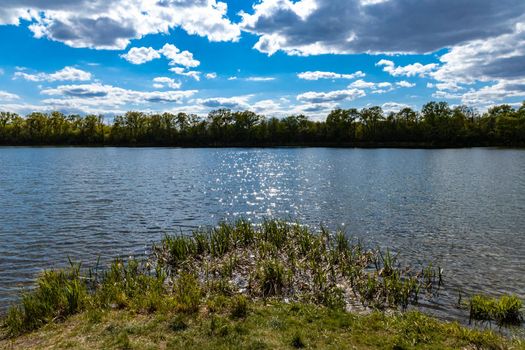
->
1 101 525 146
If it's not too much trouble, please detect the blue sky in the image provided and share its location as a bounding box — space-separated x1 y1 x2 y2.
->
0 0 524 118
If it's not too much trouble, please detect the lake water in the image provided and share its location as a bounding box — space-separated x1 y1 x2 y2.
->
0 147 524 321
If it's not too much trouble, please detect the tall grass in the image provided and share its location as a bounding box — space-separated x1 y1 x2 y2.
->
4 264 87 336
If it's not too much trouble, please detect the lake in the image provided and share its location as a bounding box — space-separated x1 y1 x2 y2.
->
0 147 524 321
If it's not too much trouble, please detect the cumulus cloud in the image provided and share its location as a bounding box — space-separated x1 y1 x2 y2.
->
376 59 437 77
121 44 200 68
381 102 412 113
349 79 382 89
120 47 160 64
13 66 92 82
169 67 201 81
194 96 251 110
152 77 181 89
396 81 415 88
240 0 525 56
159 44 200 68
460 80 525 106
425 22 525 106
205 72 217 79
297 70 365 80
40 83 197 111
297 88 366 103
0 0 240 50
0 90 20 101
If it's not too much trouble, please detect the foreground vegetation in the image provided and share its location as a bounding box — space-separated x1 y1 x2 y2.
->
1 220 523 349
3 302 524 350
1 101 524 146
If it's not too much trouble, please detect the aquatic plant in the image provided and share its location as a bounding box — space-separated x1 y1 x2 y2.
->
469 294 523 326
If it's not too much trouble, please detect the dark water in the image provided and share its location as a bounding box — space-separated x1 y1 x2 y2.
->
1 147 524 321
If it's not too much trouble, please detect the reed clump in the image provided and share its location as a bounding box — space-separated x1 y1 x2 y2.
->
154 219 441 312
3 264 87 336
469 294 524 326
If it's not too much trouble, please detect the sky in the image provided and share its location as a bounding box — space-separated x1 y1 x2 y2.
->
0 0 524 119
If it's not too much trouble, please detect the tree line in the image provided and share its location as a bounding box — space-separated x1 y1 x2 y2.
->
0 101 524 147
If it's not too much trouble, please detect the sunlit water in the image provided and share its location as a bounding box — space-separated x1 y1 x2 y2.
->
0 147 524 322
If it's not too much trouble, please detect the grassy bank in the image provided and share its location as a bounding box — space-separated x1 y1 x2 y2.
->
1 220 523 349
3 301 523 350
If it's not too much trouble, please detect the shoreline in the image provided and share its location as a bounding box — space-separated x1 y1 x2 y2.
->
1 220 523 348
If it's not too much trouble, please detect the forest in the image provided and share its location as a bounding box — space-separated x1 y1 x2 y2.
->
0 101 524 147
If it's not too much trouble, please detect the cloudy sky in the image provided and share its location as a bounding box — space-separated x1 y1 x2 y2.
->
0 0 524 118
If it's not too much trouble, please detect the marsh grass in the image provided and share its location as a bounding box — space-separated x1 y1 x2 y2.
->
2 219 523 346
3 263 87 336
469 294 524 326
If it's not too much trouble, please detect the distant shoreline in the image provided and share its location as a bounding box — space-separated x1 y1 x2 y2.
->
1 142 524 149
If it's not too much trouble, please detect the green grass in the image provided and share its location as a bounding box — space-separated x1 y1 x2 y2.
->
2 301 523 349
1 220 523 349
469 294 524 326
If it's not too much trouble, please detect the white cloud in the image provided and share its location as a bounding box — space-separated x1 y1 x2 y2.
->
13 66 92 82
0 90 20 101
349 79 378 89
228 76 238 81
152 77 181 89
159 44 200 68
427 22 525 106
121 44 200 68
251 99 282 115
396 81 415 88
381 102 412 113
169 67 201 81
246 76 275 82
376 59 437 77
1 1 240 50
40 83 198 111
297 88 366 103
348 79 396 94
120 47 160 64
206 72 217 79
460 80 525 106
297 70 365 80
432 23 525 85
194 96 251 110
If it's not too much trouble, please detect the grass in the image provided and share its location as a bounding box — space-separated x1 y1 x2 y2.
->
2 301 523 349
1 219 523 349
469 294 524 326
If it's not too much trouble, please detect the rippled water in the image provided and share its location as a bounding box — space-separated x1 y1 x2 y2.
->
0 147 524 320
